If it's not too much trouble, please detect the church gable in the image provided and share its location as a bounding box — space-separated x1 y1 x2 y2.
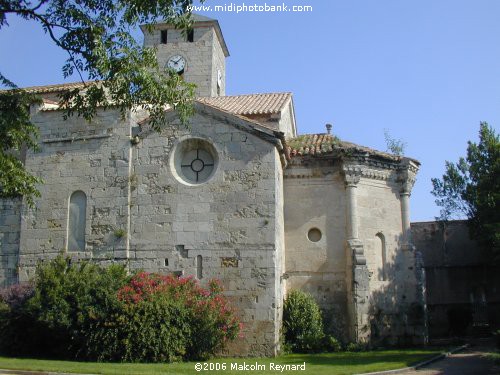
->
130 107 285 356
198 92 296 138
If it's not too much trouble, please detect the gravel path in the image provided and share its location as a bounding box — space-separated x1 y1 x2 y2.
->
404 347 500 375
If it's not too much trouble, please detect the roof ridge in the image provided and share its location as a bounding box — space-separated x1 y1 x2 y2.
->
21 80 95 90
287 133 421 163
198 92 292 100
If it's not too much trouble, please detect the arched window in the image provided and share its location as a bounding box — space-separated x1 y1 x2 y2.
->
196 255 203 279
375 233 387 281
67 191 87 251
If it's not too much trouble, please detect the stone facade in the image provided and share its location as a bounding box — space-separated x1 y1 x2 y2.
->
142 15 228 97
0 14 427 354
283 140 427 346
412 220 500 338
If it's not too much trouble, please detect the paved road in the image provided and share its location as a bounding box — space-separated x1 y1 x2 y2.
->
403 347 500 375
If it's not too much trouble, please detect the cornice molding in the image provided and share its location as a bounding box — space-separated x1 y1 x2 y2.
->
397 160 419 195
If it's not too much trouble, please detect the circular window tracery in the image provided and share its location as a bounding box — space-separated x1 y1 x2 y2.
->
171 138 218 185
181 148 215 183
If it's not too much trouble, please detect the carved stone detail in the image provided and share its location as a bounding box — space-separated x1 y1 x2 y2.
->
342 165 363 187
397 160 419 195
348 239 366 266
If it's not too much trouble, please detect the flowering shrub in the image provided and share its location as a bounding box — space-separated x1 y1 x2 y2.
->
0 283 37 356
0 257 240 362
0 283 34 310
84 272 240 362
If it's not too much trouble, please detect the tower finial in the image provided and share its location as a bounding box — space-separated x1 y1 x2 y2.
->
326 123 332 135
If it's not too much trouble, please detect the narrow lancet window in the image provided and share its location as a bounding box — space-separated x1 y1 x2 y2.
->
67 191 87 251
376 232 387 281
196 255 203 279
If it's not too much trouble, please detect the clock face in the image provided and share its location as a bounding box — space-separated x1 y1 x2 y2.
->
166 55 186 73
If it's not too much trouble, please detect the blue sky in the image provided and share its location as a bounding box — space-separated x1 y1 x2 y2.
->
1 0 499 221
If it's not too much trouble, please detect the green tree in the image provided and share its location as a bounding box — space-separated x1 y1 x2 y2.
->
431 122 500 257
0 0 200 205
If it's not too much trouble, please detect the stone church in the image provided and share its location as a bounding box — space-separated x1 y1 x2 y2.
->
0 15 427 355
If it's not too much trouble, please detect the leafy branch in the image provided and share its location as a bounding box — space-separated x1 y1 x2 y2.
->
0 0 202 204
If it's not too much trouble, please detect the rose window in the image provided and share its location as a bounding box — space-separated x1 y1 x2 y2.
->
171 138 218 185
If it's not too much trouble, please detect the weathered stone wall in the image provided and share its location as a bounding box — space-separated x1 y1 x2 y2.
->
412 220 500 337
355 165 426 346
279 101 296 139
1 103 285 356
129 108 284 356
144 26 225 97
284 158 426 346
17 106 131 281
211 27 226 96
284 162 349 341
0 198 22 286
357 178 402 289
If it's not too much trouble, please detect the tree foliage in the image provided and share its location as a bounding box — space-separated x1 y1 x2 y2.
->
431 122 500 257
0 76 42 207
0 0 200 204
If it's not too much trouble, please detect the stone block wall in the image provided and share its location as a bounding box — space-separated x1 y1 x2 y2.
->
129 109 284 356
17 106 131 281
284 163 349 340
211 27 226 96
284 158 426 346
412 220 500 338
144 26 224 97
0 198 22 286
0 104 286 357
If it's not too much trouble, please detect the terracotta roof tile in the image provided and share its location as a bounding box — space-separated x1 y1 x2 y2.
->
197 92 291 115
16 81 97 94
287 133 415 162
287 134 340 157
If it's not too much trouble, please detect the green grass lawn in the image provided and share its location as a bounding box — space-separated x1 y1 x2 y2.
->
485 350 500 364
0 349 443 375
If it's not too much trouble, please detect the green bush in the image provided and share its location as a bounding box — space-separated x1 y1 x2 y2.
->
0 257 241 362
84 273 240 362
83 293 191 362
321 334 342 352
283 290 328 353
345 342 368 352
0 256 128 359
28 256 128 358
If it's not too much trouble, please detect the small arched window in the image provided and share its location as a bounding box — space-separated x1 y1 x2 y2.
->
376 232 387 281
67 191 87 251
196 255 203 279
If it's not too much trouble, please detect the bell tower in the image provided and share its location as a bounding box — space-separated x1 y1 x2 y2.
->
141 14 229 97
